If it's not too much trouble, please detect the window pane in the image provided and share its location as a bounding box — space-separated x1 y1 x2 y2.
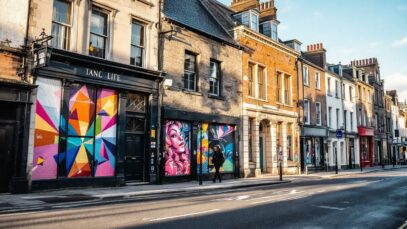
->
131 22 144 46
130 46 143 67
184 54 196 72
91 9 107 36
248 64 254 96
89 34 106 58
126 93 146 113
53 0 71 24
66 137 94 178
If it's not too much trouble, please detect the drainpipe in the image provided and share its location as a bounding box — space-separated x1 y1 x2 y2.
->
22 0 32 82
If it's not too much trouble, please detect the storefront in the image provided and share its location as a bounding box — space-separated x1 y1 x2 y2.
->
301 127 328 172
31 49 162 189
161 108 239 182
358 127 374 167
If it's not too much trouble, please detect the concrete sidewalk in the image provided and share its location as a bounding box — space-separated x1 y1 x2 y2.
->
0 165 405 214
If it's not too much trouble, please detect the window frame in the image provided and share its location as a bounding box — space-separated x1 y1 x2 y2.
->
257 65 266 100
183 51 198 92
51 0 73 50
315 71 320 89
303 66 309 86
130 19 146 67
89 5 110 59
209 59 222 97
316 102 321 126
304 99 310 125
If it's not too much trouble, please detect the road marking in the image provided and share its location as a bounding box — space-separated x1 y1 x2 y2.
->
236 195 250 200
314 205 346 211
398 220 407 229
149 209 220 222
251 194 310 205
249 191 304 201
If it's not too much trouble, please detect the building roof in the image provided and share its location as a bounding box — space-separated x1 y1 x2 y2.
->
163 0 237 46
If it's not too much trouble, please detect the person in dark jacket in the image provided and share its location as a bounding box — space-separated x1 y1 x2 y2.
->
212 145 224 183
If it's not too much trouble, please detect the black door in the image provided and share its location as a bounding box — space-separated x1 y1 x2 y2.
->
0 121 16 192
125 116 146 181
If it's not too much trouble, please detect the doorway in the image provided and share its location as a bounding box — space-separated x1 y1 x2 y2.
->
0 121 16 192
124 93 148 182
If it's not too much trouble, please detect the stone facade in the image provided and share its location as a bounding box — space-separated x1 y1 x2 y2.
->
235 25 300 177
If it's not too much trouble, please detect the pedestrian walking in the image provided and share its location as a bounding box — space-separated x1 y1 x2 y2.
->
212 145 224 183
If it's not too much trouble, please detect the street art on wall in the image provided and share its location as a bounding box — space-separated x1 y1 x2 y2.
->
68 84 95 137
95 89 117 177
165 121 191 176
197 123 209 174
66 137 94 177
208 125 235 173
32 77 62 180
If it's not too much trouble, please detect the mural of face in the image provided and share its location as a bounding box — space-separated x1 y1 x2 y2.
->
168 123 185 153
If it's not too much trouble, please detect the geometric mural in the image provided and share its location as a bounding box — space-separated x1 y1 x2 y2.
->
32 77 62 180
197 123 209 174
66 137 94 177
95 88 117 177
68 84 95 137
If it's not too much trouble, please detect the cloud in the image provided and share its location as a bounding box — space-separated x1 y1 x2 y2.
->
391 36 407 47
384 72 407 102
398 5 407 11
279 24 289 31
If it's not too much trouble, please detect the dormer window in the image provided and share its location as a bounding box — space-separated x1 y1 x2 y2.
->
260 20 279 41
234 10 259 32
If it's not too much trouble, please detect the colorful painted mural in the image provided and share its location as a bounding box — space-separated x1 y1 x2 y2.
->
95 89 117 177
165 121 191 176
32 77 62 180
208 125 235 173
66 137 94 177
68 84 95 137
197 123 209 174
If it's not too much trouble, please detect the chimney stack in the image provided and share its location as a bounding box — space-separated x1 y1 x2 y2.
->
259 0 277 21
304 43 326 68
230 0 260 12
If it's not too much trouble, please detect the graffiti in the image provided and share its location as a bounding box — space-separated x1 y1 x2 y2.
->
208 125 235 173
165 121 191 176
32 77 62 180
197 123 209 174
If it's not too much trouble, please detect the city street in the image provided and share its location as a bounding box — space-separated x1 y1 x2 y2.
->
0 169 406 229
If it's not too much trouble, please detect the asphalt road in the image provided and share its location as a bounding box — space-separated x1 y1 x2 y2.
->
0 169 407 229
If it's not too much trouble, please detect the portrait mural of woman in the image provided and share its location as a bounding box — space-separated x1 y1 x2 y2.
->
165 121 191 176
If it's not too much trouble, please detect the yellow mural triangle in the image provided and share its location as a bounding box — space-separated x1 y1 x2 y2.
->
37 157 44 165
78 120 89 136
76 144 89 164
35 114 58 133
101 98 115 116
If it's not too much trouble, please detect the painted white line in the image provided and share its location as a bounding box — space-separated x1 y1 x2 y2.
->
249 191 304 201
314 205 346 211
236 195 250 200
398 220 407 229
149 209 220 222
251 194 310 205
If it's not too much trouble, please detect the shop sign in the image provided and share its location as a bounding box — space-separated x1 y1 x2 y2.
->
358 127 374 136
336 129 343 139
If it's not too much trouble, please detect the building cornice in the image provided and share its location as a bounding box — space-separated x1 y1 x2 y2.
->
234 26 300 58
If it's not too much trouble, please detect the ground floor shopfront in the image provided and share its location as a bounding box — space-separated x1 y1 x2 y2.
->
327 131 345 171
358 127 374 167
373 134 387 166
300 126 328 173
241 105 300 177
29 49 162 190
343 134 359 169
161 108 240 182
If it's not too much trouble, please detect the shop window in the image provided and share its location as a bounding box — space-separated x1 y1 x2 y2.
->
32 81 118 179
209 60 221 96
287 123 293 161
130 20 145 67
32 77 62 180
184 52 197 91
248 118 254 162
89 7 108 59
51 0 72 50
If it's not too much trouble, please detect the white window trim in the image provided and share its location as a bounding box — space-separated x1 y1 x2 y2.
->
87 3 117 60
130 18 148 68
304 99 310 125
303 66 309 86
316 102 321 126
51 0 74 51
315 71 320 89
248 61 267 101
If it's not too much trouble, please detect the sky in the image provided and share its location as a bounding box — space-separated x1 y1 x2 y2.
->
219 0 407 103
